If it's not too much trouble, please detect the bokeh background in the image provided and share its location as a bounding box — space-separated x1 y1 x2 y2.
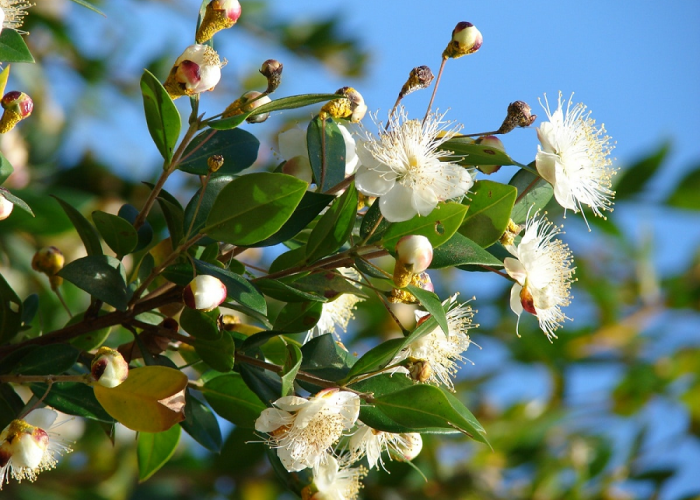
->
1 0 699 499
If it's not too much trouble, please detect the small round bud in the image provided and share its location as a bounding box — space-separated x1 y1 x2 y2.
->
0 193 13 220
195 0 242 43
260 59 283 93
207 154 224 173
163 45 224 99
241 91 272 123
31 246 65 276
183 275 227 311
399 433 423 461
474 135 506 174
399 65 435 98
91 347 129 388
497 101 537 134
443 22 483 59
396 235 433 274
0 91 33 133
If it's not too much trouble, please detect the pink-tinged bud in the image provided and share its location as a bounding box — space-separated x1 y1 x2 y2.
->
195 0 242 43
520 285 537 315
415 271 434 293
0 91 33 133
497 100 537 134
31 246 64 276
396 235 433 273
183 275 227 311
91 347 129 388
400 433 423 461
0 194 13 220
260 59 283 94
163 45 223 100
475 135 506 174
241 91 272 123
443 22 483 59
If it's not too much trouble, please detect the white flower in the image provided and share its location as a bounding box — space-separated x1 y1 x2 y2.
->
309 454 365 500
391 295 476 391
91 347 129 388
535 92 617 222
354 107 473 223
183 275 227 312
0 409 72 489
0 0 31 34
278 122 359 182
164 44 224 99
503 211 575 340
346 422 422 470
305 268 364 344
255 389 360 472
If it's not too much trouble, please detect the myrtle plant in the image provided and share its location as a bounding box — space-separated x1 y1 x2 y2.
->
0 2 619 498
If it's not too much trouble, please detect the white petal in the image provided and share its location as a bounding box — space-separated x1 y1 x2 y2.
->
553 172 578 211
274 395 310 411
255 408 292 432
441 165 474 199
509 283 524 317
535 150 558 185
23 409 58 430
355 166 394 197
379 183 417 222
338 124 359 175
503 257 527 286
279 128 309 160
277 446 306 472
198 65 221 91
411 184 439 216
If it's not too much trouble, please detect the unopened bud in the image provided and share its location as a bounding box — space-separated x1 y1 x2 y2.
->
183 274 227 311
163 45 224 99
414 271 434 293
497 101 537 134
320 87 367 123
443 22 483 59
474 135 506 174
399 66 434 99
0 193 13 220
406 358 433 383
398 433 423 461
207 154 224 173
260 59 283 94
393 235 433 288
0 91 33 133
222 91 272 123
31 246 65 276
520 285 537 315
195 0 242 43
91 347 129 388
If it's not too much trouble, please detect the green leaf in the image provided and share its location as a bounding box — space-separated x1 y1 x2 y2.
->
194 333 235 372
92 210 139 258
238 364 283 407
280 344 303 397
0 29 34 63
180 307 221 341
430 231 504 269
183 175 233 243
0 151 13 184
180 390 223 453
20 293 38 328
293 271 364 297
460 180 517 247
140 69 181 161
118 204 154 252
68 0 106 16
406 285 448 336
255 278 326 303
30 382 115 423
509 168 554 224
201 373 267 428
299 333 355 384
0 384 24 430
67 312 112 351
194 260 267 315
666 162 700 210
137 424 181 482
441 137 520 167
273 301 323 333
11 344 79 375
208 93 339 130
52 196 103 256
615 141 670 201
0 272 22 344
359 201 390 244
251 191 335 248
381 202 467 251
342 338 406 383
57 256 129 311
306 184 357 262
202 173 308 245
179 128 260 176
268 246 308 275
307 116 347 191
156 197 185 247
0 188 33 216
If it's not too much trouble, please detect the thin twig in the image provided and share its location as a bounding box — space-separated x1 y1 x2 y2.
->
423 56 447 125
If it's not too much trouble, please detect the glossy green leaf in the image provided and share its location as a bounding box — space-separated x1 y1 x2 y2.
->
255 278 326 303
179 128 260 176
201 373 267 428
0 272 22 344
306 183 357 262
140 69 181 161
52 196 103 256
280 344 303 397
30 382 115 423
359 201 390 244
68 0 106 16
342 338 406 383
381 202 468 251
202 173 307 245
138 424 181 482
430 231 504 269
615 141 670 200
0 151 13 184
180 390 223 453
273 301 323 333
666 162 700 210
0 29 35 63
156 197 185 246
268 246 308 275
238 364 283 407
293 271 364 298
92 210 139 258
118 204 154 252
208 93 339 130
307 116 347 191
405 285 448 336
11 344 79 375
441 137 520 167
194 333 235 372
0 188 33 216
183 175 233 243
299 333 355 384
0 384 24 430
58 255 129 310
20 293 38 329
180 307 221 341
460 180 517 247
509 168 554 224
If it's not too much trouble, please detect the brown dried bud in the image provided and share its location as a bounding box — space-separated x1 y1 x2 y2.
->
443 22 483 59
399 66 434 98
260 59 283 94
406 358 433 383
207 155 224 173
497 101 537 134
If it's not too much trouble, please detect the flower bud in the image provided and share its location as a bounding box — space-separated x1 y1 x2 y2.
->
474 135 506 174
260 59 283 94
207 154 224 173
0 419 50 471
497 100 537 134
91 347 129 388
399 65 434 99
393 235 433 288
31 246 65 276
183 275 227 311
406 357 433 383
399 433 423 461
443 22 483 59
195 0 242 43
320 87 367 123
163 45 224 99
222 91 272 123
0 193 13 220
0 91 33 133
